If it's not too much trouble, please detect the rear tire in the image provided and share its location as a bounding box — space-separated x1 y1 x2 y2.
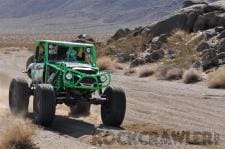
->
33 84 56 127
9 78 29 116
69 102 91 117
101 86 126 127
26 55 34 78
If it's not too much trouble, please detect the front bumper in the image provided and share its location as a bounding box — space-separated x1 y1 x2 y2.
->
64 70 111 90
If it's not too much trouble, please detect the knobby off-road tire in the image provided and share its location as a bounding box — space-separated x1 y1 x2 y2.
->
9 78 29 116
26 55 34 78
69 102 91 117
33 84 56 127
101 86 126 127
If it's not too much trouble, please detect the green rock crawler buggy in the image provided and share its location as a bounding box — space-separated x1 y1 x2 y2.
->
9 40 126 127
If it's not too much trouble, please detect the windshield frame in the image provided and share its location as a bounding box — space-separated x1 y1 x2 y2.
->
36 41 96 66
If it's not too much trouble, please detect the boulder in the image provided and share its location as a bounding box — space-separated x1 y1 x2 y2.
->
167 49 176 59
217 52 225 59
183 0 208 8
200 28 217 40
194 12 225 32
196 41 210 52
142 13 187 38
130 58 145 68
142 1 225 38
111 28 131 41
218 59 225 65
129 53 136 61
72 34 95 44
115 52 131 63
144 53 153 63
217 30 225 39
218 38 225 46
144 49 164 63
140 4 211 38
185 11 199 32
150 43 160 51
144 48 153 53
141 27 152 40
132 26 144 37
215 26 224 32
156 34 167 43
192 60 202 69
209 1 225 11
201 48 219 70
217 44 225 53
216 38 225 52
216 38 225 51
150 34 167 50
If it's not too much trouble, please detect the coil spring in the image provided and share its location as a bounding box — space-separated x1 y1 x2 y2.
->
55 72 62 91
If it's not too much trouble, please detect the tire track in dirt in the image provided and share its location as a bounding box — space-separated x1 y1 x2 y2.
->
112 74 225 143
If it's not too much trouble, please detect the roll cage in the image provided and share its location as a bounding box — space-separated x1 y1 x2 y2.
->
34 40 97 66
31 40 111 92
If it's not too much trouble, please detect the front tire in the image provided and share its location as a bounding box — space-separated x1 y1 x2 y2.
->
33 84 56 127
101 87 126 127
9 78 29 116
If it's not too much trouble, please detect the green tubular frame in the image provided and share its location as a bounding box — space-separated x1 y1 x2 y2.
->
47 63 111 91
34 40 111 92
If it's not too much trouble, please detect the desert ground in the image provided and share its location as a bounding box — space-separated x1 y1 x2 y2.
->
0 47 224 149
0 1 225 148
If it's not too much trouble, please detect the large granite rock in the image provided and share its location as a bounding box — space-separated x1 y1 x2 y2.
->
201 48 219 70
111 28 131 41
183 0 208 8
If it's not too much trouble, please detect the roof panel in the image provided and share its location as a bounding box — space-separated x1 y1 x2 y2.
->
37 40 94 47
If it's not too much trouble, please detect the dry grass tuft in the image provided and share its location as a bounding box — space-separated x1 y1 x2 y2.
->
138 65 155 78
97 56 124 71
156 65 183 80
183 68 202 84
208 69 225 88
166 68 183 80
114 62 124 70
124 68 136 76
162 29 201 69
97 56 115 71
0 117 37 149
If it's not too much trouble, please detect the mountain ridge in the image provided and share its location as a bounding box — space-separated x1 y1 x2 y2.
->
0 0 185 34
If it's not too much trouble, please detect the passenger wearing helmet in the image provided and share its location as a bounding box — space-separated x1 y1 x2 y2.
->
66 47 77 61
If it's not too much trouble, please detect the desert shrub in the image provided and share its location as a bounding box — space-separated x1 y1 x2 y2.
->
124 68 136 76
113 35 144 54
162 29 201 69
166 68 183 80
0 118 37 149
114 62 124 70
138 65 155 78
208 69 225 88
97 56 114 71
183 68 202 84
156 65 183 80
97 56 124 71
95 42 114 57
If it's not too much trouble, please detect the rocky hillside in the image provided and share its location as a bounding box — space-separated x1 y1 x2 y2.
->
0 0 184 34
104 0 225 72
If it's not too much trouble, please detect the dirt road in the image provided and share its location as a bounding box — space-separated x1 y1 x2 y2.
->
0 49 225 149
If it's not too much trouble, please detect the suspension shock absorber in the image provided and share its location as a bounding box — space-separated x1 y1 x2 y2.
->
55 72 63 91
